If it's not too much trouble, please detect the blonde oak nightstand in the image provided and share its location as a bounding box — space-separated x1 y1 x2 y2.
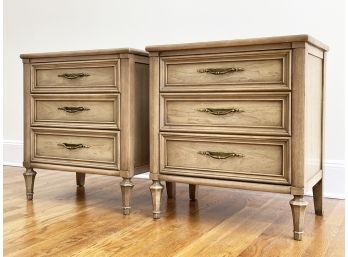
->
146 35 328 240
20 48 149 215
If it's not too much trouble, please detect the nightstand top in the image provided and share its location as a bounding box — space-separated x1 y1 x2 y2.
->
20 48 149 59
146 34 329 52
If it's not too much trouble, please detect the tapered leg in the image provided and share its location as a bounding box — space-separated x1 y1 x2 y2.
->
166 182 176 199
150 180 164 219
189 184 198 200
290 195 308 241
120 178 134 215
23 168 37 200
312 179 323 216
76 172 86 187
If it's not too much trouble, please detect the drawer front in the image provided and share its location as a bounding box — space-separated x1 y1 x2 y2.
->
161 50 291 91
32 94 120 129
32 60 119 92
31 128 119 170
160 133 290 184
161 92 290 136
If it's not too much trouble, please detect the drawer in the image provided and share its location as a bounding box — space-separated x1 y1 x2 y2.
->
160 92 290 136
160 133 290 184
160 50 291 91
31 60 119 92
31 94 120 129
31 128 120 170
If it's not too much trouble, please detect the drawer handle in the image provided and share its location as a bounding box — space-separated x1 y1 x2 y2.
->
58 73 90 79
57 143 90 150
58 106 90 113
198 151 244 159
197 67 244 75
197 108 243 115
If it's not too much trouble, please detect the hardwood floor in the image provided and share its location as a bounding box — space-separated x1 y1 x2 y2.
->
3 166 345 257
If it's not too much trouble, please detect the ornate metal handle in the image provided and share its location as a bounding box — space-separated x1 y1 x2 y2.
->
57 143 90 150
57 106 90 113
58 73 90 79
198 151 244 159
197 108 243 115
197 67 244 75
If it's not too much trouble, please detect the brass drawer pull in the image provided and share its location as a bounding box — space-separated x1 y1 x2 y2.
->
58 106 90 113
198 151 244 159
197 67 244 75
58 73 90 79
197 108 243 115
57 143 90 150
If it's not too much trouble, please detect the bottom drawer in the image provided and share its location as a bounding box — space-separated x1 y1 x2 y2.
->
160 132 290 184
31 128 120 170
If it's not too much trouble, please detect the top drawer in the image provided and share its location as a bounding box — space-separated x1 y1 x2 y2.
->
160 50 291 92
31 60 120 92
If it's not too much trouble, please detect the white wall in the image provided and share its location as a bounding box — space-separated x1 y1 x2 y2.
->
4 0 345 197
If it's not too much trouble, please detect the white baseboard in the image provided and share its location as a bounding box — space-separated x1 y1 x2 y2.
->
3 140 345 199
3 140 23 167
312 160 345 199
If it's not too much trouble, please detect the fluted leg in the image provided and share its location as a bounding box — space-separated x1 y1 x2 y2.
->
290 195 308 241
120 178 134 215
23 168 37 200
312 179 323 216
166 182 176 199
189 184 198 200
150 180 163 219
76 172 86 187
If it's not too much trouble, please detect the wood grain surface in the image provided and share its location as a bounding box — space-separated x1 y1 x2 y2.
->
160 50 291 92
32 94 120 129
146 34 329 52
160 92 290 136
32 60 119 92
31 127 120 170
4 166 344 257
160 132 290 184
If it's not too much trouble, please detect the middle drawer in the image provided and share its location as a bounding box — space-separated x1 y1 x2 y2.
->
160 92 290 136
31 94 120 129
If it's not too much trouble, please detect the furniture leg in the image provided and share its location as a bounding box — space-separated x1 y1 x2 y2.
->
312 179 323 216
150 180 164 219
189 184 198 200
290 195 308 240
76 172 86 187
23 168 37 200
166 181 176 199
120 178 134 215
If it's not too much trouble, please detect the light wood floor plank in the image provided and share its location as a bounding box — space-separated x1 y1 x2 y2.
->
3 166 344 257
102 189 255 257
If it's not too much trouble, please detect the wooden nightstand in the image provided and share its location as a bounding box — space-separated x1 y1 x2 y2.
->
20 48 149 215
146 35 328 240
